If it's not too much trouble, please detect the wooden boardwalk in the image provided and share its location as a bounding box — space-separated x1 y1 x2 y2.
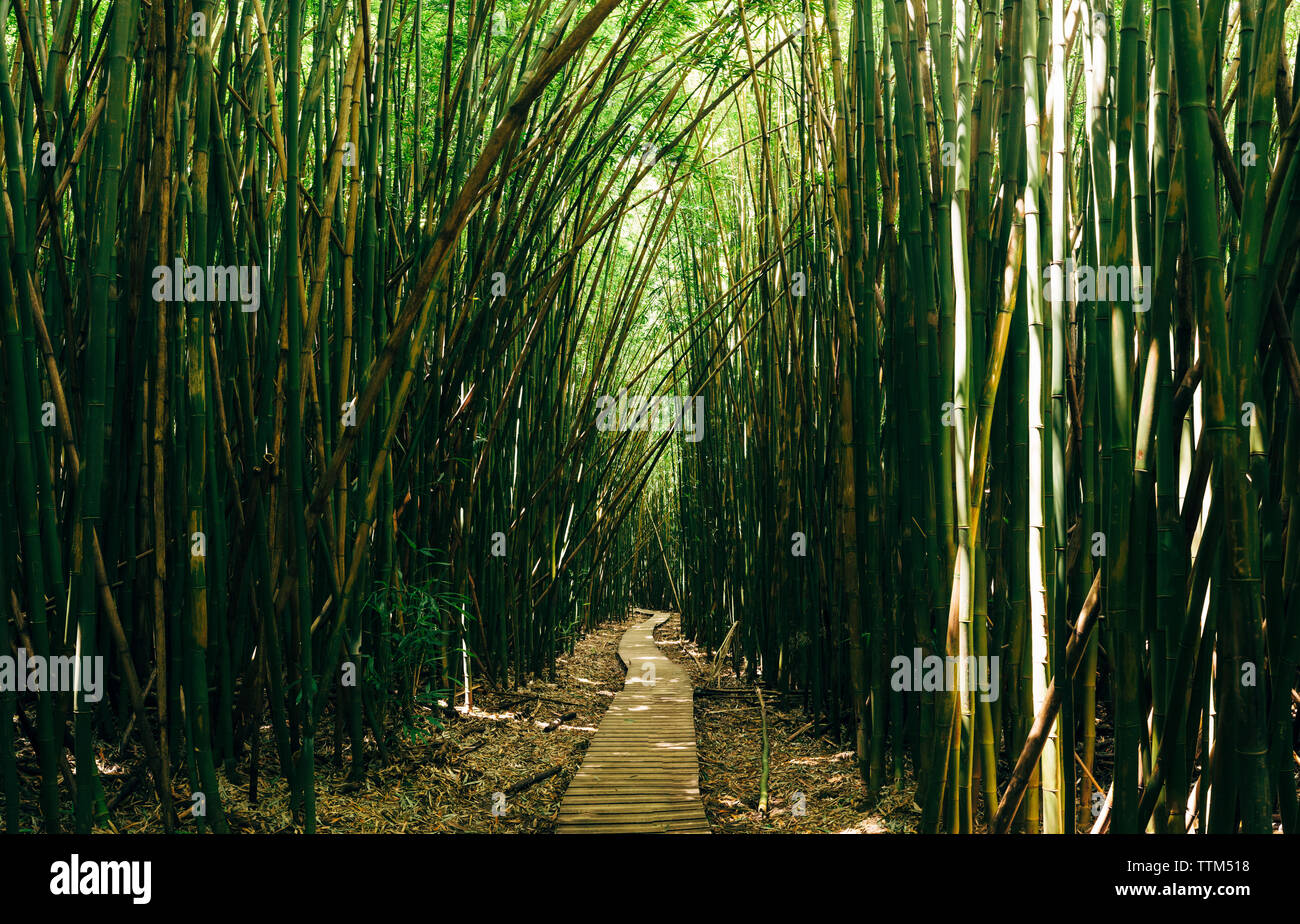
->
555 610 711 833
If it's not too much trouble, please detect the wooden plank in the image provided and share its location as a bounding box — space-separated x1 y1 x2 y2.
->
576 828 709 834
581 742 696 750
566 770 698 777
578 755 699 763
579 757 698 764
569 763 696 770
563 787 701 795
557 811 708 825
565 783 700 789
561 788 701 798
555 820 710 833
569 774 691 779
558 795 701 806
557 802 707 815
561 795 700 801
569 766 699 775
575 766 698 773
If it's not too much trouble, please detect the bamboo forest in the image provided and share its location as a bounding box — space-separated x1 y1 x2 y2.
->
1 0 1299 853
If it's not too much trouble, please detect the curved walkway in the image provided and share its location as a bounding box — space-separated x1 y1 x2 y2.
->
555 610 710 833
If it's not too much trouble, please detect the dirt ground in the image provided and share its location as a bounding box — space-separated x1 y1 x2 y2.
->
653 613 919 833
34 614 636 833
9 609 920 833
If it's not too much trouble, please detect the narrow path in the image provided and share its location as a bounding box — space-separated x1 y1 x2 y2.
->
554 610 711 833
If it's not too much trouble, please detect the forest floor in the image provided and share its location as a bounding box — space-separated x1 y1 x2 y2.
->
653 614 920 833
32 609 1285 834
83 613 637 833
12 608 918 833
